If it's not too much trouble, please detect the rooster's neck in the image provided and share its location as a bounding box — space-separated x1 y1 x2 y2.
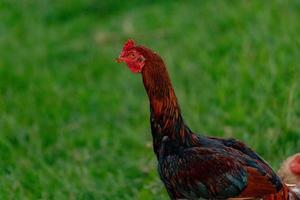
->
141 57 191 154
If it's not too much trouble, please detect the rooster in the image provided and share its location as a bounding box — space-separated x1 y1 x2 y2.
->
117 39 300 200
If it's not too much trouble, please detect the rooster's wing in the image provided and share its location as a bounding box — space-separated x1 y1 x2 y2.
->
160 146 279 199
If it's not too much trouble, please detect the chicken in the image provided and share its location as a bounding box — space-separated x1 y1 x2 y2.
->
278 153 300 185
278 153 300 194
117 39 299 200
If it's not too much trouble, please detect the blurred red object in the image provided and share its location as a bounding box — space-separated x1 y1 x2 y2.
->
278 153 300 188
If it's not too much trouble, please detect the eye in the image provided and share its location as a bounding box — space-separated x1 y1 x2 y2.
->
129 53 135 58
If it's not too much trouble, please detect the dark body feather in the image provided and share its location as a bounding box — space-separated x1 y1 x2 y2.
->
132 45 297 200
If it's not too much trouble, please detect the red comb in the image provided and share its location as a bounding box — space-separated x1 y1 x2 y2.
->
123 39 135 51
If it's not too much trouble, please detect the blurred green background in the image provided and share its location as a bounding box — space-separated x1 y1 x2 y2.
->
0 0 300 199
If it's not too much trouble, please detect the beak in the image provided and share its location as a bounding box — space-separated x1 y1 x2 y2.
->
115 57 123 63
115 53 126 63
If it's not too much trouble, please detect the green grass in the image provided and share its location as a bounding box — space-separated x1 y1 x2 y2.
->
0 0 300 199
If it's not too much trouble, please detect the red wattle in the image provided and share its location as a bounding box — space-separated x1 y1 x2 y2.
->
127 62 143 73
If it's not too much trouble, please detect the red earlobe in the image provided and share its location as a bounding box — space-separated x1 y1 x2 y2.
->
138 56 145 63
123 39 135 51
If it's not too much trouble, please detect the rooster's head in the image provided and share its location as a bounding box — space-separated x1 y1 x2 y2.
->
278 153 300 185
116 39 146 73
